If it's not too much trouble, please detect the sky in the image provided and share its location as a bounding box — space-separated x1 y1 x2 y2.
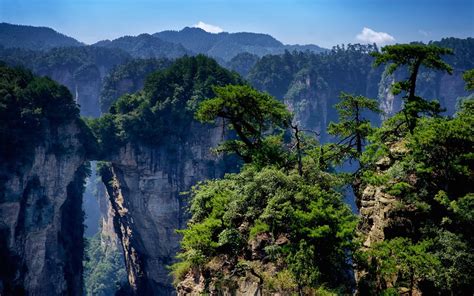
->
0 0 473 48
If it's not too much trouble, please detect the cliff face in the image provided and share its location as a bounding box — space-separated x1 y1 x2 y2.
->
42 61 114 118
176 233 286 296
101 122 230 295
0 123 87 295
353 141 420 293
377 70 470 119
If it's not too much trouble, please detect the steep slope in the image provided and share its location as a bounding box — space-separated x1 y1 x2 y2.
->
90 56 242 295
93 34 191 59
247 39 474 141
248 45 383 141
99 58 172 113
0 64 94 295
353 102 474 294
225 52 260 77
0 46 131 117
0 22 83 51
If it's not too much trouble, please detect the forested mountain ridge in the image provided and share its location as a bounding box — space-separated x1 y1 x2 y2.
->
1 22 471 122
0 45 131 116
1 21 473 296
0 22 83 50
247 38 474 141
96 38 473 143
99 58 172 113
93 34 191 59
0 23 327 62
155 27 327 61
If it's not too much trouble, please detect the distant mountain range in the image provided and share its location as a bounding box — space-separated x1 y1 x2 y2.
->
154 27 327 61
0 23 83 50
93 33 191 59
0 23 327 61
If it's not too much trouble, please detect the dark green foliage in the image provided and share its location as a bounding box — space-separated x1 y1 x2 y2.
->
93 34 191 59
173 86 356 293
372 44 453 133
356 238 440 295
357 96 474 294
83 232 128 296
0 45 129 74
431 38 474 69
0 45 132 117
226 52 260 77
100 58 172 113
196 84 291 164
90 55 242 154
0 63 83 167
173 165 357 292
249 44 379 102
247 38 474 140
327 92 381 162
247 45 383 142
463 69 474 91
32 46 131 76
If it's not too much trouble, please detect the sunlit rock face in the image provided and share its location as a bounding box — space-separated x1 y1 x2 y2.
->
102 122 232 295
0 123 88 296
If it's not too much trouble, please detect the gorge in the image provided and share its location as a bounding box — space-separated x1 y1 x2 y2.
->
0 23 473 295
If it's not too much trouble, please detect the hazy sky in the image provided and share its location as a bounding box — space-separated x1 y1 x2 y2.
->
1 0 473 48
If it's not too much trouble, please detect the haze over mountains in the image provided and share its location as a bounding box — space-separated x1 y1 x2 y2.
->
0 23 83 50
0 20 473 296
0 22 326 62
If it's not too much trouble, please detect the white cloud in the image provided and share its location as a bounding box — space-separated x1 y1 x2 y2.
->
193 21 223 34
418 30 430 37
356 27 395 44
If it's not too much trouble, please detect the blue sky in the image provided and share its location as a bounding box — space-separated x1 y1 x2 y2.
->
0 0 473 48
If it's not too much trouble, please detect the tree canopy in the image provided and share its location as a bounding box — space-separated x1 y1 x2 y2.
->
0 62 95 167
173 85 357 294
196 84 291 164
88 55 242 156
327 92 381 162
372 44 453 132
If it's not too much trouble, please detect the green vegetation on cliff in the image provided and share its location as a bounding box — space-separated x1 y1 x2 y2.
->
99 58 172 113
354 44 474 295
89 55 242 155
170 43 473 295
172 85 358 294
0 62 96 170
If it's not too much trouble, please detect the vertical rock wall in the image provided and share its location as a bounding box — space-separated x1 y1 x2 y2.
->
0 123 88 295
102 123 231 295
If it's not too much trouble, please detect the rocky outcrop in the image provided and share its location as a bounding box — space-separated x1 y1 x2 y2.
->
0 123 88 295
101 122 231 295
177 267 262 296
176 233 293 296
353 141 422 293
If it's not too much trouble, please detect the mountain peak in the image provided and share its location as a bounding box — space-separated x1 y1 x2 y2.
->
0 22 83 50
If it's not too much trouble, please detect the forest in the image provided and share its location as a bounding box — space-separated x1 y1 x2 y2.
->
0 20 473 296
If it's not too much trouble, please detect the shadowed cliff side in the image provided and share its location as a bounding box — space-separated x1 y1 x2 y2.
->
89 55 242 294
0 64 95 295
